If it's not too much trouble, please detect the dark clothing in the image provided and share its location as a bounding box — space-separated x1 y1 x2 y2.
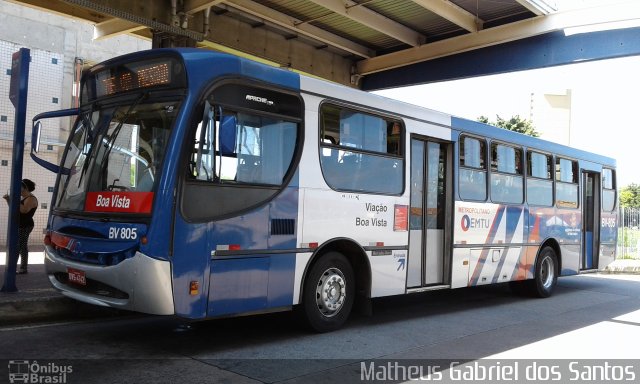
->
19 195 36 228
18 226 33 272
17 194 37 272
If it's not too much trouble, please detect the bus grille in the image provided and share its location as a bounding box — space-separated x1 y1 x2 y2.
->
54 273 129 300
56 247 136 266
271 218 295 235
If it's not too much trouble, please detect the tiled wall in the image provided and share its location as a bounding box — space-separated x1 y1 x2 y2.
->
0 41 62 246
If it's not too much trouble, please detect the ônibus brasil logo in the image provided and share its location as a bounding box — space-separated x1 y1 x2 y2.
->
8 360 73 383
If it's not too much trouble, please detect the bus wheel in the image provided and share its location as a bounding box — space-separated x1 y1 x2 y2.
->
302 252 354 332
529 246 558 298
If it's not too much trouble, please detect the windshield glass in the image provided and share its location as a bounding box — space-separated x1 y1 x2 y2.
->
54 100 179 214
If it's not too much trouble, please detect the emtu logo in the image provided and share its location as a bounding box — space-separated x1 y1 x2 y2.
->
461 215 490 231
461 215 471 232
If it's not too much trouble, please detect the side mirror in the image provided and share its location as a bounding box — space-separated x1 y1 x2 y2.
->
31 121 42 153
30 107 79 174
219 115 237 156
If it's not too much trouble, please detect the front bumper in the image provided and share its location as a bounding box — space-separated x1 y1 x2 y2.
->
45 246 175 315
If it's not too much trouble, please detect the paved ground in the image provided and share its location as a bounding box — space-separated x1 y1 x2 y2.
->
0 249 128 325
1 272 639 383
0 249 639 326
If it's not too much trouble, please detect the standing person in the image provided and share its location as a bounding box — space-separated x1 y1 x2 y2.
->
2 179 38 274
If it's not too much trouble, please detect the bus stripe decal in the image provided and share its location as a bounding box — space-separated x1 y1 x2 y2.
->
491 247 511 285
469 206 505 285
491 207 523 284
512 210 538 280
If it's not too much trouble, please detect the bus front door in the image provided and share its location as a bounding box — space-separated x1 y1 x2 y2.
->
407 138 451 288
582 172 601 270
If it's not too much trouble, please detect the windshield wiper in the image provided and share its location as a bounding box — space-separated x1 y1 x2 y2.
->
75 108 98 187
97 92 148 186
108 178 128 191
103 93 147 151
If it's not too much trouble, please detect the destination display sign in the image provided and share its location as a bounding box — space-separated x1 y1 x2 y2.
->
84 191 154 213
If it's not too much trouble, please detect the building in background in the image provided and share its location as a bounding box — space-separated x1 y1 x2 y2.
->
0 1 150 246
529 89 573 146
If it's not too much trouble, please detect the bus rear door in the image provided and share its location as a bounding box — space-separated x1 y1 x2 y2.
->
407 137 452 288
582 171 601 270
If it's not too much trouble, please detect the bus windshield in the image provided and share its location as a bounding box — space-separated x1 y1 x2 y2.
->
54 98 179 214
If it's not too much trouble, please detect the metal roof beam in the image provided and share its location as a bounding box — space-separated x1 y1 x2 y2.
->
307 0 425 47
362 26 640 90
184 0 225 14
411 0 481 33
94 18 146 40
357 2 640 75
89 0 222 42
5 0 108 23
516 0 556 16
221 0 375 58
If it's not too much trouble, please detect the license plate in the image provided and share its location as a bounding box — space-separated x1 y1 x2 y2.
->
68 268 86 286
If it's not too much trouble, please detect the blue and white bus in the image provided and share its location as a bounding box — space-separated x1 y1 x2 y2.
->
32 49 617 332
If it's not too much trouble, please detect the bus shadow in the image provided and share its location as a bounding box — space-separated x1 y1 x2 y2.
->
147 273 640 348
114 273 640 383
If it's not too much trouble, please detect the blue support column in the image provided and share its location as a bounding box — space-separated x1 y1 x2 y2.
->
2 48 30 293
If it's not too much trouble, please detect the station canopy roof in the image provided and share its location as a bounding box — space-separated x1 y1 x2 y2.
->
8 0 640 88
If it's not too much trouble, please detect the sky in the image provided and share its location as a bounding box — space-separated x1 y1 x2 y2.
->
375 55 639 188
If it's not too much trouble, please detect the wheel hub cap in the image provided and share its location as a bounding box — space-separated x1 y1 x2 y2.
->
541 255 555 289
316 268 346 317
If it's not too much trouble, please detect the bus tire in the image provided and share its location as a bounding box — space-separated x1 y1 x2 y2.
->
302 252 355 332
528 246 558 298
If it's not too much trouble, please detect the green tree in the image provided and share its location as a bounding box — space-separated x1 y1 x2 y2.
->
478 115 540 137
620 183 640 208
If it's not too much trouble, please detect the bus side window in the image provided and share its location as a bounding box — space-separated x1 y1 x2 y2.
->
602 168 616 212
490 143 523 204
459 136 487 201
189 103 296 186
319 103 404 195
527 151 553 207
387 122 401 155
555 157 579 209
